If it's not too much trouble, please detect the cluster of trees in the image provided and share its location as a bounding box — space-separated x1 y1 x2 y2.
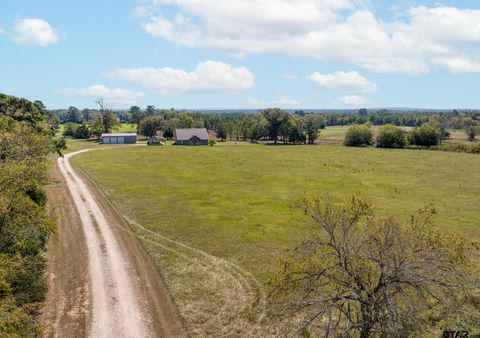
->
318 108 480 128
269 197 480 337
61 99 119 139
0 94 59 335
344 122 443 148
52 103 480 145
134 107 323 144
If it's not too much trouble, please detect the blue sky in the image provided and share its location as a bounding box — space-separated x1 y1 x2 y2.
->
1 0 480 109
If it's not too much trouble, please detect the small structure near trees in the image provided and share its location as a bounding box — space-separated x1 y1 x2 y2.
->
175 128 209 146
101 133 137 144
147 135 165 146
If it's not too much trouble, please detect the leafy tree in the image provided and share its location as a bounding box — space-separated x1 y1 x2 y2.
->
344 124 373 146
176 111 194 128
304 114 321 144
466 125 479 142
288 125 306 144
88 116 104 140
146 105 156 116
248 115 268 143
66 106 83 123
0 94 56 336
163 127 174 139
139 116 164 137
376 124 406 148
216 123 228 142
81 108 95 122
408 121 442 147
0 94 44 127
96 98 119 133
261 108 290 144
62 123 78 137
129 106 146 133
53 137 67 157
74 124 91 139
268 197 480 338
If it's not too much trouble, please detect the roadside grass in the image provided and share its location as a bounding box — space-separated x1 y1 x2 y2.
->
72 143 480 336
64 138 103 154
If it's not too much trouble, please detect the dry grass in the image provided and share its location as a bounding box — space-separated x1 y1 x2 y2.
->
124 216 267 337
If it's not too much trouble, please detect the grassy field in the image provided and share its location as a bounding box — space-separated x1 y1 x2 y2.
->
319 125 480 145
73 143 480 274
113 123 137 133
317 126 349 142
71 141 480 336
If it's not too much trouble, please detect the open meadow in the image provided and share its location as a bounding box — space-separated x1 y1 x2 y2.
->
71 141 480 336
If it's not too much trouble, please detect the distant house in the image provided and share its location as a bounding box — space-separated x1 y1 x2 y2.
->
101 133 137 144
175 128 209 146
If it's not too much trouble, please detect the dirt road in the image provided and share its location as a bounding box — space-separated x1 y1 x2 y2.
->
42 149 185 338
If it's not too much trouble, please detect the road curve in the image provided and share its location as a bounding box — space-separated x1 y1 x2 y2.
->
56 149 184 338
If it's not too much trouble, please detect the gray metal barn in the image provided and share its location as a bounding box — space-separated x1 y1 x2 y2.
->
175 128 209 146
101 133 137 144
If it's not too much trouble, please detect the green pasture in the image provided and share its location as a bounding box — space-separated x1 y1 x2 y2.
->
114 123 137 133
72 142 480 280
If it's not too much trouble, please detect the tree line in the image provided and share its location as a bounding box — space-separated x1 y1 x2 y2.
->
0 93 62 336
52 104 479 146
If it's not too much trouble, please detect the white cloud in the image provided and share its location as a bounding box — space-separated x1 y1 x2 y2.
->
246 96 300 108
337 95 370 107
59 85 145 106
137 1 480 74
13 18 60 46
0 27 4 35
432 57 480 73
307 71 377 92
282 73 299 81
103 60 254 94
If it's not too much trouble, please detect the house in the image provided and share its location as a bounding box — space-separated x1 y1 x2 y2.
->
175 128 209 146
101 133 137 144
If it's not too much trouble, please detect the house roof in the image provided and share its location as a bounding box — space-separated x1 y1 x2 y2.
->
101 133 137 137
175 128 209 141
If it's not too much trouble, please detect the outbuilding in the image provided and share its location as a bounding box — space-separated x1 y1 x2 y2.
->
101 133 137 144
175 128 209 146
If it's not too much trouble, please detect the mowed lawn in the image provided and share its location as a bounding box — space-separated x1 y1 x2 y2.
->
73 143 480 280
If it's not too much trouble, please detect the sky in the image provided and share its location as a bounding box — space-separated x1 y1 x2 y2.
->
1 0 480 110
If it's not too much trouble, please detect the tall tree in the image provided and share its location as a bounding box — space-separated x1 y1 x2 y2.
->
0 94 56 336
303 114 321 144
96 98 119 133
129 105 145 133
139 116 165 137
216 122 228 142
66 106 82 123
269 197 480 337
261 108 290 144
146 105 156 116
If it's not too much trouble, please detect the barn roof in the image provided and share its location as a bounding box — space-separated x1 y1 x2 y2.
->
175 128 209 141
101 133 137 137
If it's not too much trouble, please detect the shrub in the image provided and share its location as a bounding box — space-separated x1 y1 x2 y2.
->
466 125 479 142
344 124 373 147
408 122 442 147
74 124 91 139
62 123 78 137
376 124 406 148
208 140 216 147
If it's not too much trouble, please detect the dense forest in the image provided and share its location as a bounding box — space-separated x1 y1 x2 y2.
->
0 94 60 336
